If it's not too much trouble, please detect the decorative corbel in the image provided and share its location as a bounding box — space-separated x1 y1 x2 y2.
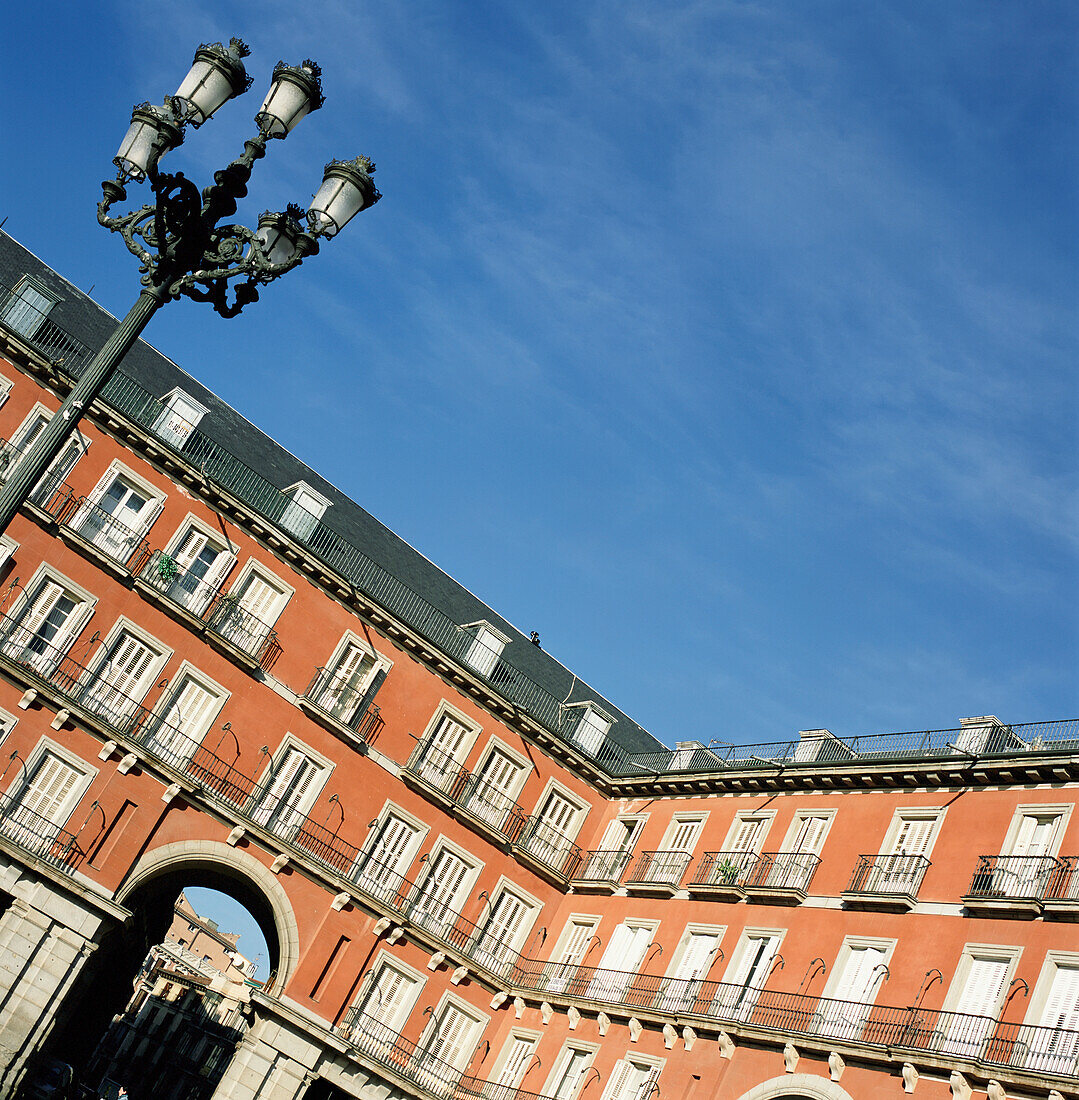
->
628 1018 643 1043
386 926 405 945
425 950 445 970
98 739 117 759
901 1064 918 1093
828 1052 844 1082
681 1026 695 1052
331 892 350 911
270 853 289 873
662 1024 677 1050
597 1012 611 1036
161 782 181 804
541 1002 554 1026
372 917 392 937
18 689 37 710
514 997 525 1019
450 966 468 985
783 1043 799 1074
226 825 244 846
50 708 70 730
567 1006 581 1030
490 992 509 1010
949 1071 971 1100
985 1083 1006 1100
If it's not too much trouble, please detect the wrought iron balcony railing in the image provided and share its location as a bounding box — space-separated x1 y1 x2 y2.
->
568 848 634 886
0 792 84 870
1043 856 1079 905
140 549 220 617
205 590 280 666
743 851 821 896
304 665 373 730
38 487 153 572
625 850 693 890
514 817 582 879
965 855 1064 902
845 854 930 899
688 850 757 892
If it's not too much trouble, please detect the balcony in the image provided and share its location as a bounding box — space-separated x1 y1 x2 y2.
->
55 493 153 573
687 850 757 900
204 590 281 669
740 851 821 904
842 854 929 911
0 793 84 871
301 665 384 745
513 817 582 882
1041 856 1079 917
568 848 634 892
963 855 1063 916
624 850 693 896
401 740 527 846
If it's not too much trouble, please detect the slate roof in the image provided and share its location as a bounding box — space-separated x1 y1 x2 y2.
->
0 230 666 758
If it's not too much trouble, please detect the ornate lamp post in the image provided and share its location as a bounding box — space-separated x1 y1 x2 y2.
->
0 38 379 533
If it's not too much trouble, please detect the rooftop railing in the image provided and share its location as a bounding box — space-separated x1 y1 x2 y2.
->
3 291 1078 778
0 282 94 373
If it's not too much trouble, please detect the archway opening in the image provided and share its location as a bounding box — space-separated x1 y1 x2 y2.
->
44 860 285 1100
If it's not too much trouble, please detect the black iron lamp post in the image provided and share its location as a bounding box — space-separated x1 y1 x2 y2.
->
0 38 379 534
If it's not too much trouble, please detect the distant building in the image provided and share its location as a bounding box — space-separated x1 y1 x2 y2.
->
89 894 254 1098
0 229 1075 1100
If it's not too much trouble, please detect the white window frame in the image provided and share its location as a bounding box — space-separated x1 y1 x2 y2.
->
473 737 531 795
0 535 18 572
598 1053 665 1100
879 807 946 857
252 734 333 827
461 620 510 678
350 949 426 1033
4 564 97 667
316 630 391 712
147 661 228 758
716 927 786 1019
531 779 588 841
355 800 429 880
721 809 777 852
84 616 172 707
155 514 237 613
471 876 542 970
546 913 600 992
943 943 1022 1016
659 813 708 852
222 559 293 628
415 992 489 1075
411 836 482 920
418 702 482 776
0 372 13 409
153 388 208 449
1 277 59 339
0 707 16 749
540 1042 599 1100
1022 949 1079 1074
6 735 97 829
280 481 331 541
8 403 90 489
778 809 835 853
1001 804 1072 857
566 702 613 757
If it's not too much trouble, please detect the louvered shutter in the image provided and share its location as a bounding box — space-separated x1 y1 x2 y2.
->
721 934 778 1018
357 962 417 1032
413 849 470 926
172 529 210 572
424 1002 477 1072
353 668 386 726
321 644 375 720
86 633 156 718
633 1064 661 1100
547 920 595 993
496 1036 536 1087
237 573 282 624
674 932 719 982
17 751 82 830
255 749 319 830
431 715 470 758
1 285 52 337
589 924 651 1001
8 581 64 651
470 749 522 826
728 816 764 853
153 677 218 757
477 891 529 967
200 545 235 593
945 955 1009 1056
602 1061 633 1100
790 815 828 853
893 816 935 855
1027 965 1079 1073
357 813 418 892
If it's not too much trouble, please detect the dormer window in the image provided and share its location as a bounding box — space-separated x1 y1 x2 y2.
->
153 388 208 449
0 277 58 341
462 620 510 677
280 481 331 540
570 704 612 757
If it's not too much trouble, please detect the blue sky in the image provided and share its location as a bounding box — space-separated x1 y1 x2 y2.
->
2 2 1076 964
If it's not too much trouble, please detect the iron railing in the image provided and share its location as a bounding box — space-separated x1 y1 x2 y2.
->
965 855 1064 902
1044 857 1079 903
514 817 582 878
689 850 758 890
304 665 371 729
40 487 153 571
0 792 84 870
568 848 634 884
140 549 221 617
743 851 821 894
204 590 280 666
458 772 528 843
625 850 693 889
846 854 930 898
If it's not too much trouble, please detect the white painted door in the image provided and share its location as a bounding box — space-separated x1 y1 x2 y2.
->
872 815 935 892
418 715 471 785
83 632 157 721
998 813 1059 895
4 581 80 674
467 748 522 829
474 890 530 971
163 528 233 614
1027 964 1079 1073
418 1002 479 1086
318 643 375 722
495 1035 538 1088
718 932 779 1019
352 961 419 1041
252 748 320 834
411 848 470 931
944 955 1010 1057
665 930 721 1010
820 943 887 1040
528 790 578 865
6 751 83 844
548 1048 593 1100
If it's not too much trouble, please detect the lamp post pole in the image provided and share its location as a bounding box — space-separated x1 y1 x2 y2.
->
0 38 379 536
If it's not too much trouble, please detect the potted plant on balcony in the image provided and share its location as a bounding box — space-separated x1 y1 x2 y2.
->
716 858 740 884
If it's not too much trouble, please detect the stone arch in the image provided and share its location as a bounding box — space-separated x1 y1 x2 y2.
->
732 1074 856 1100
116 838 301 987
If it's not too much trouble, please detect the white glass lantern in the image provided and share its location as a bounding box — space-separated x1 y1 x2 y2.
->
255 60 324 138
255 210 304 266
308 157 381 237
174 38 251 127
113 103 184 181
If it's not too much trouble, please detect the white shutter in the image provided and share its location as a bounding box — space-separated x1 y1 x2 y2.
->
424 1002 477 1070
172 529 210 571
362 814 419 877
541 792 579 835
674 932 719 981
832 944 886 1003
557 921 595 968
255 748 320 828
86 633 157 717
413 849 470 921
431 715 470 759
790 815 828 854
200 546 235 592
236 573 282 624
1041 965 1079 1031
496 1036 537 1087
601 818 639 852
891 816 935 856
665 819 702 852
321 644 375 719
10 581 64 647
475 748 521 791
477 891 529 963
602 1061 634 1100
1013 814 1058 857
954 956 1009 1018
728 817 765 853
154 676 218 755
357 962 418 1031
550 1048 592 1100
589 924 651 1000
1025 964 1079 1073
721 933 779 1018
17 752 82 827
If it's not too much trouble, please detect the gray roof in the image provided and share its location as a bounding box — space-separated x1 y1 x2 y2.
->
0 230 665 758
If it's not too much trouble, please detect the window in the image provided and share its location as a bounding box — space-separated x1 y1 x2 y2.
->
942 945 1019 1057
74 464 163 563
715 929 783 1020
570 705 611 757
1024 954 1079 1074
588 921 656 1002
868 809 942 893
350 955 424 1040
82 622 170 724
415 707 479 786
0 741 93 848
211 564 291 656
354 807 424 899
7 405 89 504
466 743 527 831
1 571 93 675
415 999 486 1087
0 373 12 410
471 884 538 973
146 666 226 763
311 635 386 726
0 708 16 749
723 812 773 855
543 1045 596 1100
580 816 644 882
462 621 509 678
0 278 58 340
524 785 586 867
546 916 598 993
640 815 704 884
251 743 328 836
600 1058 662 1100
409 843 478 934
154 521 236 615
661 926 724 1011
493 1033 540 1089
994 807 1069 895
280 481 331 541
152 389 207 449
761 810 831 889
819 938 894 1040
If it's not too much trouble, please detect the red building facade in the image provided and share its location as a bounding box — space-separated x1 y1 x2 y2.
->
0 230 1075 1100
